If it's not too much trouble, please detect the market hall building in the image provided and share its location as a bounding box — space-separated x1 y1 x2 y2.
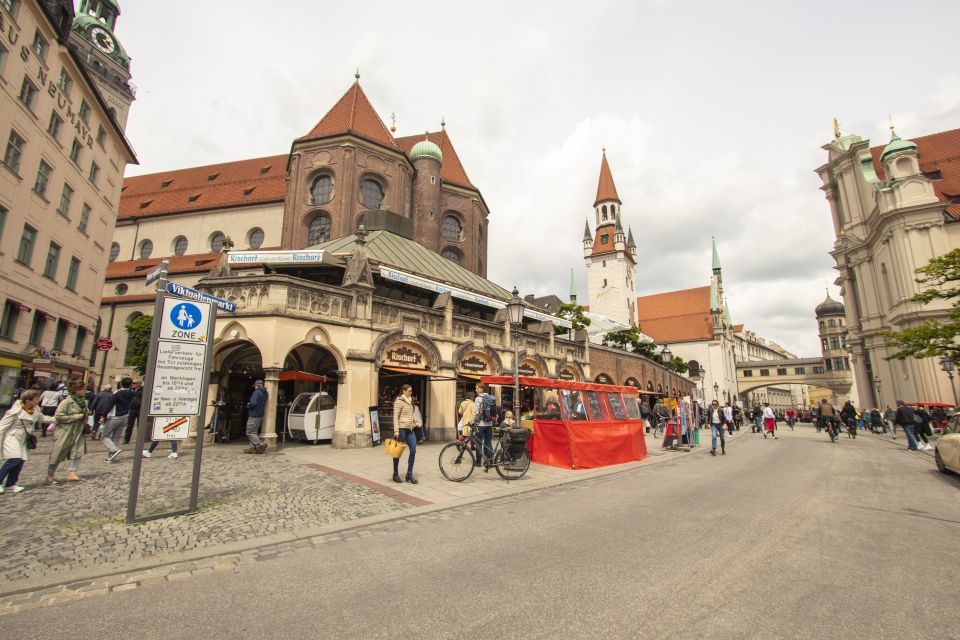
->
98 77 691 447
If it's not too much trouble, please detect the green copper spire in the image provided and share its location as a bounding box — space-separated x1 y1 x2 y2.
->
710 275 719 311
724 300 732 326
712 237 721 271
627 226 636 248
583 219 592 242
569 269 577 301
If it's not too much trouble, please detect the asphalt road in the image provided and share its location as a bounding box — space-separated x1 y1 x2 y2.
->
5 427 959 639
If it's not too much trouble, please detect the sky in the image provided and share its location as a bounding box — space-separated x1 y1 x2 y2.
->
113 0 960 357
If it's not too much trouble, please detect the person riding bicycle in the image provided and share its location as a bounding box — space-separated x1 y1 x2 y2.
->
840 401 857 436
818 399 837 433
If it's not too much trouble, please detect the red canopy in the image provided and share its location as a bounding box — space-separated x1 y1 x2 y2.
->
279 371 333 383
480 375 640 395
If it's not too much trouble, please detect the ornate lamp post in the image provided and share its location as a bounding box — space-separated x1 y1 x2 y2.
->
507 288 526 422
872 375 882 408
713 382 719 399
661 344 673 403
939 355 959 406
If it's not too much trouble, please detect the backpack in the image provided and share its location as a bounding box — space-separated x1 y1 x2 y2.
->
477 393 497 422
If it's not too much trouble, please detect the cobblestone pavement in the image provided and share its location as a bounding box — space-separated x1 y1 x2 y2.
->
0 437 409 591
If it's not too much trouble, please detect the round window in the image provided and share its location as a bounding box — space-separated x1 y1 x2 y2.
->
310 175 333 205
248 227 265 249
441 249 461 264
173 236 188 256
359 178 384 210
210 232 225 253
114 283 128 295
109 242 120 263
139 240 153 259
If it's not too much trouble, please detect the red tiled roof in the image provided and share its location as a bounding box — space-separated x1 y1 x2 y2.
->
636 286 713 343
101 294 155 304
590 223 618 256
299 82 401 152
732 323 745 332
105 252 262 280
870 127 960 217
120 155 288 220
594 151 621 206
396 130 476 190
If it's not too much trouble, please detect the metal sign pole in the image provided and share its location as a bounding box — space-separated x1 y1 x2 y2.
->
126 260 168 525
187 311 215 513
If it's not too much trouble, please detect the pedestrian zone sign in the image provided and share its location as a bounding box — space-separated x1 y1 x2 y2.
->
160 298 210 343
153 416 190 441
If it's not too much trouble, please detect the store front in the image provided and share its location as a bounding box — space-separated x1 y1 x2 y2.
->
455 350 499 418
0 357 22 409
377 341 431 436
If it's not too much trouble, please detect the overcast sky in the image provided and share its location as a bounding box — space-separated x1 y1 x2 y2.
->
114 0 960 356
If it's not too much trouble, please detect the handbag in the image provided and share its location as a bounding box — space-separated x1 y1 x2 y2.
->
23 423 37 450
384 437 407 459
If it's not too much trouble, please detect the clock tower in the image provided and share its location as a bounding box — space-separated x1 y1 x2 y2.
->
584 150 638 327
68 0 135 129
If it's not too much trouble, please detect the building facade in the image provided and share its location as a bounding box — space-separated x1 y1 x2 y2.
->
0 0 135 406
816 125 960 407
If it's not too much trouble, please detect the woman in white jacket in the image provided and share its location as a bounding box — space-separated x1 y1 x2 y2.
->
0 389 53 493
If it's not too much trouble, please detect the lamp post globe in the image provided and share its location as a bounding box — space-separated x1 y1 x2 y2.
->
939 355 959 405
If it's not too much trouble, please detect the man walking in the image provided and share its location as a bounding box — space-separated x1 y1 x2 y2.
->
122 381 142 444
101 377 135 461
723 402 734 436
89 384 113 440
472 383 496 466
894 400 919 451
708 399 727 456
244 380 268 454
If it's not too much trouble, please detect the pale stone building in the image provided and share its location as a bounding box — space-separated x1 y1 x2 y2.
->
0 0 135 407
816 125 960 407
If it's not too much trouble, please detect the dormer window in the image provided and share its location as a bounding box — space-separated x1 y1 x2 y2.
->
161 180 173 188
243 187 255 197
207 173 219 181
259 166 271 175
188 194 201 202
138 200 152 209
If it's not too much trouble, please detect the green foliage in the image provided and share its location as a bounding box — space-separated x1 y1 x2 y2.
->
602 325 689 373
124 314 154 375
553 302 592 336
883 248 960 360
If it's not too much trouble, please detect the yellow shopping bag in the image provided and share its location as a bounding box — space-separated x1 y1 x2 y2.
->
384 437 407 459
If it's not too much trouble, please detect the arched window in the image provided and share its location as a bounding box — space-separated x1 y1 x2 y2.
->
109 242 120 262
210 232 226 253
308 214 331 245
610 206 616 219
359 178 384 210
601 205 608 220
138 240 153 259
441 248 461 264
441 215 463 242
173 236 188 256
309 174 333 205
248 227 264 249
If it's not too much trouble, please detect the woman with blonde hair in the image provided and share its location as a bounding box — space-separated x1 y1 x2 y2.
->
46 379 89 484
0 389 54 493
391 384 418 484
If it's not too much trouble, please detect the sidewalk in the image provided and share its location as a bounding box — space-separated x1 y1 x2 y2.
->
0 427 735 597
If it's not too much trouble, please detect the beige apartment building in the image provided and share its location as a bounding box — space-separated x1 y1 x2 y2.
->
816 125 960 407
0 0 135 407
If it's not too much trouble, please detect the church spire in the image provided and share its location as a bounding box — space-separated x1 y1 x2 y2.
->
569 269 577 304
594 149 622 207
712 237 722 272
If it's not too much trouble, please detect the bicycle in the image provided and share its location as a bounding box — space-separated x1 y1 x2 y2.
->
652 415 666 439
439 425 531 482
820 416 840 443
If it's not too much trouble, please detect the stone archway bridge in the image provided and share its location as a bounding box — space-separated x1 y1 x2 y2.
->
736 357 853 396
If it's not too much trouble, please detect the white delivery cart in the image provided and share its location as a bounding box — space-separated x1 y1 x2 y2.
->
287 391 336 442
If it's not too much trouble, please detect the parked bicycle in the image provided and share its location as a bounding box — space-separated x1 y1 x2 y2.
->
439 425 531 481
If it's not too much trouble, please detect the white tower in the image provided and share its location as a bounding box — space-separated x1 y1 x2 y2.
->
585 150 637 326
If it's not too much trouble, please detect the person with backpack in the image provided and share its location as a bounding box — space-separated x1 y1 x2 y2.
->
472 382 497 467
894 400 919 451
38 383 61 436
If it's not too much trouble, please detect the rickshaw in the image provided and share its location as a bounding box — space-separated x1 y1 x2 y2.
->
479 375 648 470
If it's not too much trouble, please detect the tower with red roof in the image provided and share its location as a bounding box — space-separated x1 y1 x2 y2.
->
583 150 637 326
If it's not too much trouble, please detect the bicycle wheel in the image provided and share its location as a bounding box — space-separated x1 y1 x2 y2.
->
439 442 475 482
494 445 530 480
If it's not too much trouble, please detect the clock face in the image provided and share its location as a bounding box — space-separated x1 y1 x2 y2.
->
90 27 116 54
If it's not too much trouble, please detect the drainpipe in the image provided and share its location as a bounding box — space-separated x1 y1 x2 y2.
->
98 303 116 385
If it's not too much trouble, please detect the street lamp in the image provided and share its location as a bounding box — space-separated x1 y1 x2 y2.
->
661 343 673 401
507 287 525 423
713 382 719 399
939 355 959 406
872 375 881 408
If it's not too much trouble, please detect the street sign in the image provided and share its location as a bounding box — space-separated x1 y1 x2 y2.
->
152 416 190 441
166 281 237 314
96 338 113 351
149 341 207 416
145 265 163 285
159 297 211 343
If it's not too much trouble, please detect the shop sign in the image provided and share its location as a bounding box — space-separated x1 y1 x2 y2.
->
227 250 324 265
518 360 540 377
595 374 613 384
0 357 22 368
382 343 427 368
96 338 113 351
458 353 493 375
558 366 579 381
68 369 86 377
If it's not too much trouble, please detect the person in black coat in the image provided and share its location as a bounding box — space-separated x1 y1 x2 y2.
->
122 382 143 444
89 384 114 440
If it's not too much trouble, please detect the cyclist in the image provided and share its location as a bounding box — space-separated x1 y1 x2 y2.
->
818 398 838 437
840 401 857 438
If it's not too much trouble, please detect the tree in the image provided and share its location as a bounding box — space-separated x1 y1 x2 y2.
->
883 248 960 360
553 302 592 336
124 314 154 375
602 325 691 375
